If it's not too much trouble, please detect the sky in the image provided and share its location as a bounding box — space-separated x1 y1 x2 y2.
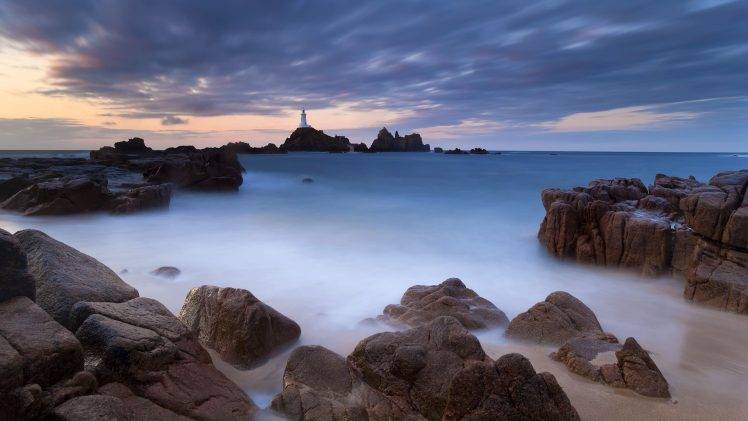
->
0 0 746 151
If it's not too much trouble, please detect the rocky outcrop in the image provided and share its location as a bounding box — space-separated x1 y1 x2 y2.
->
469 148 488 154
281 127 352 152
178 285 301 369
98 382 189 420
369 127 430 152
151 266 181 278
0 228 35 302
434 147 444 153
16 229 139 330
272 316 579 421
506 291 603 345
444 148 469 155
550 334 670 398
142 147 244 190
223 141 287 154
374 278 508 330
538 171 748 314
1 175 111 216
53 395 132 421
353 142 369 152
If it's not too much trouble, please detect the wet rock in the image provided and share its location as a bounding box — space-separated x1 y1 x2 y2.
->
53 395 132 421
434 147 444 153
109 184 171 214
369 127 430 152
178 285 301 369
377 278 508 330
506 291 603 345
685 238 748 314
15 229 139 329
444 148 469 155
469 147 488 154
223 141 287 154
151 266 181 279
1 175 111 216
443 353 580 420
73 297 257 420
353 142 369 152
0 297 83 388
302 177 314 183
0 228 35 302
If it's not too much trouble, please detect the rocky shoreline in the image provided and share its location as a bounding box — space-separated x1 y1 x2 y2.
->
538 170 748 314
2 226 661 420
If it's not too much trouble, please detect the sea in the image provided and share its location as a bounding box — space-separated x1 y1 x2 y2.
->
1 151 746 419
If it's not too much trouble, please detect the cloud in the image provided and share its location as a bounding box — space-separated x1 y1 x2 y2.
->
539 105 700 132
416 118 507 139
0 0 746 132
161 115 188 126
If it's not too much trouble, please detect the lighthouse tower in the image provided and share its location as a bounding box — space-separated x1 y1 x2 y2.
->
299 109 310 128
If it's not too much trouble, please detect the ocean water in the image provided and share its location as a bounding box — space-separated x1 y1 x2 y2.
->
1 151 747 419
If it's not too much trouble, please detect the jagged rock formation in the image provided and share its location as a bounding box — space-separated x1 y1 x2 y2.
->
538 171 748 314
470 148 488 154
178 285 301 369
272 316 580 421
369 128 430 152
444 148 469 155
0 229 256 419
281 127 352 152
373 278 508 329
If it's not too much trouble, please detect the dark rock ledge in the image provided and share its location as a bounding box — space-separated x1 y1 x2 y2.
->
0 137 245 216
538 170 748 314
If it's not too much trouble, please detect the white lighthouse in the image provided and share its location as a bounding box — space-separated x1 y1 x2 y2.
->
299 109 310 128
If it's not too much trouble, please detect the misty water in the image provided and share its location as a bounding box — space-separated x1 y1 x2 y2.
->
1 151 747 419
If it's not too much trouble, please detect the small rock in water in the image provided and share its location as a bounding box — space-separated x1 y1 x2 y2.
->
120 268 128 274
302 177 314 184
150 266 180 278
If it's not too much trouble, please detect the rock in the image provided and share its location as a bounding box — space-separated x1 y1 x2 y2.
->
1 175 111 215
302 177 314 184
109 184 171 214
469 148 488 154
143 148 244 190
506 291 603 345
270 345 414 420
0 297 83 387
377 278 508 329
538 170 748 314
281 127 352 152
178 285 301 369
99 382 190 421
550 332 623 384
0 174 35 201
0 228 35 302
443 353 580 420
353 142 369 152
73 297 257 420
444 148 469 155
0 335 24 396
15 229 139 329
222 141 287 154
616 338 670 398
115 137 152 154
349 316 489 420
53 395 132 421
434 147 444 153
151 266 181 279
369 127 430 152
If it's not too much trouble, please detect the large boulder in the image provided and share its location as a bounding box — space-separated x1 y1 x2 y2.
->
506 291 603 345
178 285 301 369
615 338 670 398
73 297 257 420
0 228 35 302
685 238 748 314
0 297 83 388
99 382 190 421
349 316 489 420
376 278 508 330
1 175 111 216
53 395 132 421
15 229 139 329
443 353 580 420
270 345 415 420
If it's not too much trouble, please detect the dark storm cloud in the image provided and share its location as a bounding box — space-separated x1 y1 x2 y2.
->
1 0 746 127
